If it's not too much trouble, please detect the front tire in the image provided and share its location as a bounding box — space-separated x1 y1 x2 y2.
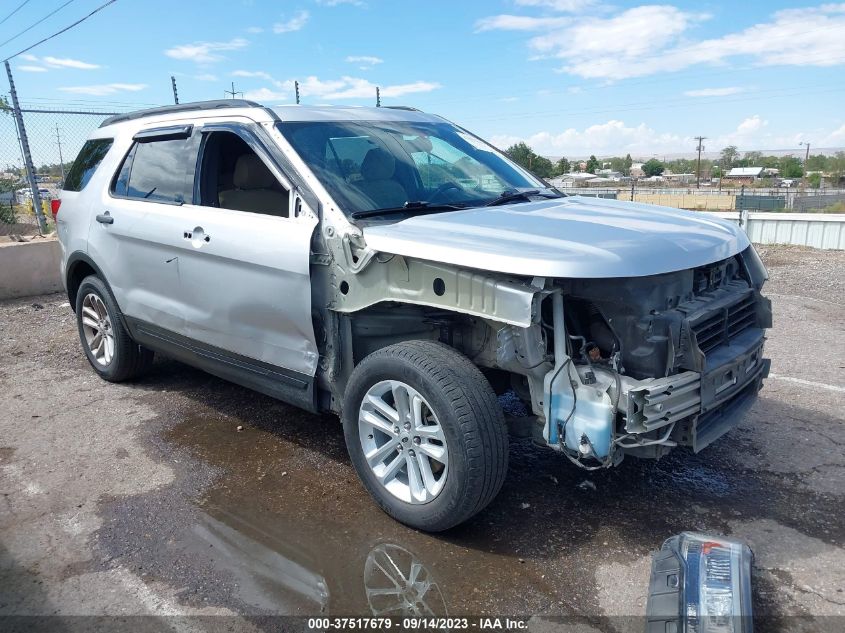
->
75 275 153 382
342 341 508 531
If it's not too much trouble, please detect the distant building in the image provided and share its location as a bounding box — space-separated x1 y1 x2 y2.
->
630 162 645 178
726 167 764 184
663 172 695 184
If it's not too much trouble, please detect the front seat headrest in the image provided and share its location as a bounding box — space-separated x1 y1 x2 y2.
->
361 148 396 181
233 154 275 190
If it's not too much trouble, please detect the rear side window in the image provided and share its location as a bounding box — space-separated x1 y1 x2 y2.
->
112 138 193 204
63 138 113 191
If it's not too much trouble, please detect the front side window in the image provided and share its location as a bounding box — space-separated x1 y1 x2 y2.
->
112 137 193 204
63 138 113 191
277 119 549 218
197 130 290 217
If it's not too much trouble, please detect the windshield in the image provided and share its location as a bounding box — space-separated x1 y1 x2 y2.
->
276 119 551 218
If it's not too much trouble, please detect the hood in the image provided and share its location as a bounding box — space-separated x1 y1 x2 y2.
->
361 196 750 278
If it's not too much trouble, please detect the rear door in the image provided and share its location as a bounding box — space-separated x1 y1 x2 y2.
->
88 125 196 334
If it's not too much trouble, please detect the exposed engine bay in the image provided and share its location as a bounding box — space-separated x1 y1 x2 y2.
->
537 244 772 467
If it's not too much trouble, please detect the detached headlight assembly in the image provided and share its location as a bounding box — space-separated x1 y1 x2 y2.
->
647 532 753 633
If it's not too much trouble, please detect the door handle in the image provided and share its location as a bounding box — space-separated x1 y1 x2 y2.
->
96 212 113 224
184 227 211 245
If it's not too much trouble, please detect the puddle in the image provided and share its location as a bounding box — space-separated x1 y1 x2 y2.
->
90 362 845 624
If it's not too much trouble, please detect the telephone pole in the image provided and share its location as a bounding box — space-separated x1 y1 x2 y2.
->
170 75 179 104
800 141 811 188
224 82 243 99
294 80 300 104
376 86 381 107
55 125 65 184
694 136 706 189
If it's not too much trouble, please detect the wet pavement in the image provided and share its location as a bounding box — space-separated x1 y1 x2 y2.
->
1 246 844 632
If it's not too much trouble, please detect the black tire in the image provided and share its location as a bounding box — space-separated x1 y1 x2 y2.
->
342 340 508 531
75 275 153 382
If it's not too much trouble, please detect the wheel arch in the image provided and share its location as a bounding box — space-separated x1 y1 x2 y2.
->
65 251 111 313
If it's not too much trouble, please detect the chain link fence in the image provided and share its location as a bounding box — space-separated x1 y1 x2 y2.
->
1 106 118 236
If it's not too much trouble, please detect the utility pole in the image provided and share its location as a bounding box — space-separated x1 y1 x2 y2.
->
694 136 706 189
55 125 65 184
4 61 47 233
224 82 242 99
800 141 810 189
170 75 179 105
376 86 381 107
294 80 300 105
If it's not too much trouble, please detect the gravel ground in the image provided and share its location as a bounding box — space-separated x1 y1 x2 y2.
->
0 245 843 633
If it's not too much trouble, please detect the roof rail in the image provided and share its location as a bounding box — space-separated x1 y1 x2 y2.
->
383 105 421 112
99 99 262 128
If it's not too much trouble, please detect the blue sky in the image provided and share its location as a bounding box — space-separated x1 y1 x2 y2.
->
3 0 845 158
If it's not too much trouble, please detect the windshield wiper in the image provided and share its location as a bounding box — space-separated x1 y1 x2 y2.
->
350 201 466 220
484 189 562 206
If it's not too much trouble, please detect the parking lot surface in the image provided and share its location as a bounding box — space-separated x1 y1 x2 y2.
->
1 245 843 632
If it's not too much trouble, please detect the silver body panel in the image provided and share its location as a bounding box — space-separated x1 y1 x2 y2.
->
363 196 750 278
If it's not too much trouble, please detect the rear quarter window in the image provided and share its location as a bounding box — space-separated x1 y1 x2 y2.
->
63 138 113 192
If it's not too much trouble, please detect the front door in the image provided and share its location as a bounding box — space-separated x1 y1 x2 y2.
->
173 125 319 381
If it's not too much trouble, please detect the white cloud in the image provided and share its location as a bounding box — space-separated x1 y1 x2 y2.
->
242 87 289 102
684 86 744 97
164 37 249 63
273 10 309 33
15 54 100 70
380 81 441 98
514 0 595 11
246 26 264 33
316 0 364 6
42 56 99 70
194 73 218 81
480 3 845 80
233 69 273 80
824 123 845 144
489 114 842 157
244 75 440 102
475 15 569 32
490 120 687 155
345 55 383 70
59 83 147 96
18 65 47 72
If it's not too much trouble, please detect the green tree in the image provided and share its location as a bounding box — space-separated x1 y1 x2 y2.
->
742 151 763 166
642 158 665 177
779 156 804 178
807 172 822 188
504 142 554 178
585 155 600 174
624 153 633 175
805 154 828 172
720 145 739 168
554 157 571 176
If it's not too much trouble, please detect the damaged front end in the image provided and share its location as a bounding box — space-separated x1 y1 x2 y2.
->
538 245 771 468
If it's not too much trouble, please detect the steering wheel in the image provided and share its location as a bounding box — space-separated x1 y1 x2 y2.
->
426 181 463 202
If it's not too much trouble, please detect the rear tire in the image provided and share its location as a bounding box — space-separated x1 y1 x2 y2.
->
75 275 153 382
342 341 508 531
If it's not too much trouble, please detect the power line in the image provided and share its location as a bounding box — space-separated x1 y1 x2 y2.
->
0 0 32 27
3 0 117 61
0 0 76 51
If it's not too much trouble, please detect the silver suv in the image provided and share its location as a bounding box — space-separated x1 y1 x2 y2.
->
57 100 771 531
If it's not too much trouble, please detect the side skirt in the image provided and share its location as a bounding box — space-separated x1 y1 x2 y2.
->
125 317 317 413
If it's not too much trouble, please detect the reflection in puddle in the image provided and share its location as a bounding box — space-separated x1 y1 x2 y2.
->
187 498 449 616
190 510 330 613
364 544 446 616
